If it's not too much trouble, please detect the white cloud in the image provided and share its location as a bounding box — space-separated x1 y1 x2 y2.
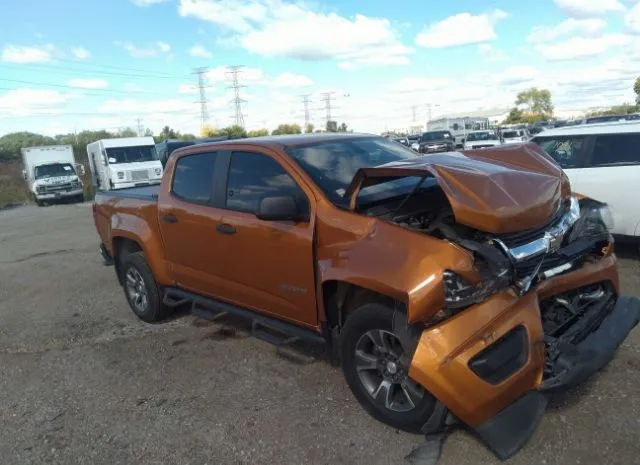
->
527 18 606 43
0 88 73 117
157 41 171 53
391 77 449 93
415 10 509 48
553 0 625 18
537 34 632 61
131 0 171 5
71 47 91 60
205 65 265 83
189 44 213 58
114 40 172 57
270 72 313 88
178 0 411 68
1 44 52 63
67 78 109 89
178 83 196 94
625 2 640 33
478 44 507 61
498 66 539 85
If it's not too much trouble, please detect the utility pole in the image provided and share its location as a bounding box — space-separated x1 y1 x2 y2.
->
192 67 210 128
226 65 246 128
320 91 336 126
301 94 311 129
135 118 143 136
411 105 417 123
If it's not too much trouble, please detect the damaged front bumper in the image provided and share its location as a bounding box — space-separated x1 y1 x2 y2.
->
407 254 640 460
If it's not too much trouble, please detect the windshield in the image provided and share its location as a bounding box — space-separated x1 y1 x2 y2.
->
466 131 496 141
421 131 451 142
34 163 76 179
106 145 157 164
287 137 421 207
502 131 520 138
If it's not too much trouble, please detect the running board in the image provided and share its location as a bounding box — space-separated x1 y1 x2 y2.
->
163 288 327 350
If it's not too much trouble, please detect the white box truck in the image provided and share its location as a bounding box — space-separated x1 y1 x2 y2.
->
21 145 84 206
86 137 163 191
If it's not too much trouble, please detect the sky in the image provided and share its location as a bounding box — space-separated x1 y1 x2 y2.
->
1 0 639 136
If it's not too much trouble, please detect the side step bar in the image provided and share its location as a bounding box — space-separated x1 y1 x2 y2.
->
163 288 327 348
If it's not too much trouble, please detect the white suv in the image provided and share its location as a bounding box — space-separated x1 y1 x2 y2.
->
530 121 640 237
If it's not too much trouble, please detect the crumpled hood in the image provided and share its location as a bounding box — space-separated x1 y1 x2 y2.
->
345 143 571 234
34 175 78 186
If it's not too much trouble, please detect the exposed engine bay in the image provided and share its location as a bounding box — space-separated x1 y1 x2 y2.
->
365 181 613 309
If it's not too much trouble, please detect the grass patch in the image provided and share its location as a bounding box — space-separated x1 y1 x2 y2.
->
0 163 30 209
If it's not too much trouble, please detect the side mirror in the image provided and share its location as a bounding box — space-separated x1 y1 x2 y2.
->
108 157 117 164
256 195 304 222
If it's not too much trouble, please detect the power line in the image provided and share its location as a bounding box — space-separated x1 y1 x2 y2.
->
226 65 246 128
0 62 187 81
301 94 312 129
135 118 144 136
192 67 210 127
51 57 186 77
0 78 174 97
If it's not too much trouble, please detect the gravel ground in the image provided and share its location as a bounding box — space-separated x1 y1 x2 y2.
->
1 203 639 465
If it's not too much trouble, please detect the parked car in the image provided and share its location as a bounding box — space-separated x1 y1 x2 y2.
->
417 130 455 154
501 129 529 145
392 136 410 147
530 121 640 238
462 130 502 149
93 134 638 461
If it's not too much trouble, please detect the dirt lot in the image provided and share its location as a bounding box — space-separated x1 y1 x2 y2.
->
1 203 639 465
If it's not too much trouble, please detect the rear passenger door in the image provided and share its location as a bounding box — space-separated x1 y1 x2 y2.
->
578 133 640 236
213 150 318 328
157 150 228 295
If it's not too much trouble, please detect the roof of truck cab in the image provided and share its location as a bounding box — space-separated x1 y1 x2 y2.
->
176 132 378 153
534 120 640 137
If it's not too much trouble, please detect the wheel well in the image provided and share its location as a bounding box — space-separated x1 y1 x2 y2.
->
112 237 143 284
322 280 400 329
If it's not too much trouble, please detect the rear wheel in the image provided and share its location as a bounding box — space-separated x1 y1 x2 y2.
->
340 302 437 432
120 251 172 323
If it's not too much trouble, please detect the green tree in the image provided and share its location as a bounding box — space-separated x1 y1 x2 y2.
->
326 120 338 132
0 132 56 161
338 122 349 132
503 107 524 124
159 125 179 139
117 127 138 137
180 133 196 140
223 125 248 139
305 123 314 133
271 124 302 135
247 128 269 137
634 78 640 105
515 87 554 118
143 128 154 137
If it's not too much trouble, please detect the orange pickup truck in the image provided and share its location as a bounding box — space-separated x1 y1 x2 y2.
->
93 134 639 460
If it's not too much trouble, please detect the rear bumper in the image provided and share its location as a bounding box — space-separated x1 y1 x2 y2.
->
408 254 639 458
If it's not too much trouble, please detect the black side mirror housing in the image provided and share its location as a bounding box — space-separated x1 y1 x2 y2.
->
256 195 305 222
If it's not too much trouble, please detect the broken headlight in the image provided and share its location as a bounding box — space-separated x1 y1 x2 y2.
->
567 200 614 243
443 270 509 310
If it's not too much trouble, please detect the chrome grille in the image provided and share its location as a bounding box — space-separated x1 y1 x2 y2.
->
43 183 73 193
131 170 149 181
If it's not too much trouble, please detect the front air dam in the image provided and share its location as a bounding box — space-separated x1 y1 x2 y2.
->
408 290 640 461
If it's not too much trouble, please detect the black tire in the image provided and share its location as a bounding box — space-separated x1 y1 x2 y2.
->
340 303 436 433
120 251 172 323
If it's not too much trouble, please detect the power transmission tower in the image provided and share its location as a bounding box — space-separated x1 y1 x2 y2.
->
411 105 417 123
301 94 312 129
226 65 246 128
192 67 210 127
135 118 143 136
320 92 336 126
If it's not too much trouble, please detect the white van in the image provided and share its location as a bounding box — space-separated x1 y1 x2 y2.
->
86 137 163 191
530 121 640 237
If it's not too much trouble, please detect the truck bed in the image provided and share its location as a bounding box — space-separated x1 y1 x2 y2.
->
96 185 160 201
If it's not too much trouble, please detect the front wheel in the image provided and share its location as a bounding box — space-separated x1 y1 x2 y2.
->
340 303 437 433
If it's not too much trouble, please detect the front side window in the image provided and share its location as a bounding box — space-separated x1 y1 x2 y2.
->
590 133 640 167
226 151 308 214
106 145 157 164
531 136 585 169
34 163 75 179
172 152 216 204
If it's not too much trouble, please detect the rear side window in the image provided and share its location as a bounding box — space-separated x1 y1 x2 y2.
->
226 151 308 215
172 152 216 204
531 136 585 168
589 133 640 167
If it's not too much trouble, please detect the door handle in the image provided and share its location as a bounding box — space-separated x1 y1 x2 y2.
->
162 214 178 223
216 223 236 235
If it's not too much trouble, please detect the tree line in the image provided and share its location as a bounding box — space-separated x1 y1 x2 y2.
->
0 120 351 163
